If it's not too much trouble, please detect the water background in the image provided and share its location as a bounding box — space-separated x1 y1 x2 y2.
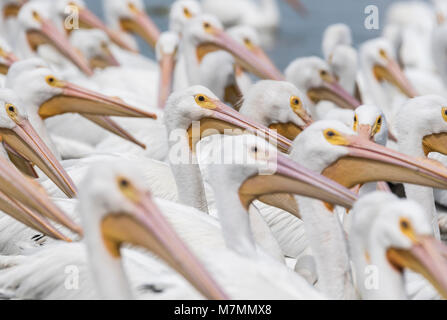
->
85 0 422 70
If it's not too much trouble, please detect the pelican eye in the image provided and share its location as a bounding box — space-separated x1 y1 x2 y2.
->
442 107 447 122
183 7 192 18
323 128 348 145
45 75 62 87
5 103 18 120
379 49 388 59
399 217 418 243
119 179 129 188
372 115 382 135
319 69 333 82
353 114 358 131
32 11 41 22
194 94 216 109
117 176 139 202
203 22 212 32
252 146 258 153
290 96 303 113
128 2 139 13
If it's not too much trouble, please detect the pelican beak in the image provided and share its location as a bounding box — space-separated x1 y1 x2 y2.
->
308 74 361 109
90 44 120 69
373 56 418 98
0 49 18 75
158 52 176 109
26 16 93 76
3 0 27 18
76 6 137 53
357 124 374 141
196 27 284 81
0 156 81 237
38 80 157 119
387 235 447 299
120 7 161 48
322 133 447 189
422 132 447 156
284 0 308 16
101 190 228 300
190 97 292 153
81 114 146 149
239 150 357 219
0 119 77 198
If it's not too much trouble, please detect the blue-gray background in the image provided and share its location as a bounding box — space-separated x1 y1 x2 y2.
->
85 0 414 69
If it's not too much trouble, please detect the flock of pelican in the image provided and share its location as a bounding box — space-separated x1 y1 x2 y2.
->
0 0 445 301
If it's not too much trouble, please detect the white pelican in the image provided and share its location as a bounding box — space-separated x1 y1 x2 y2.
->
393 95 447 237
0 88 78 199
0 161 231 300
285 56 360 120
181 14 284 89
51 0 136 53
350 191 447 300
358 37 417 128
0 132 360 300
5 65 156 158
14 1 94 76
321 23 352 62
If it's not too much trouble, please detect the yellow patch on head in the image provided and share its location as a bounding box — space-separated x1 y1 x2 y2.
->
194 94 216 109
379 49 388 60
399 217 418 244
290 96 303 113
5 103 18 121
45 75 64 88
323 128 349 145
32 11 42 22
128 2 139 14
442 107 447 123
243 38 254 50
203 22 214 34
372 115 382 136
183 7 192 18
319 69 334 83
117 176 140 203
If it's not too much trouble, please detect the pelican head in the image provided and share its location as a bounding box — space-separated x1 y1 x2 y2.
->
169 0 202 35
291 120 447 190
78 161 228 300
105 0 160 48
395 95 447 156
155 31 179 109
322 23 352 61
353 104 388 146
227 25 279 81
70 29 120 70
53 0 135 52
360 37 417 98
0 36 18 75
203 135 357 218
17 1 93 76
351 192 447 299
184 14 284 81
239 80 312 140
285 57 360 110
0 88 78 198
8 67 157 120
164 86 292 152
